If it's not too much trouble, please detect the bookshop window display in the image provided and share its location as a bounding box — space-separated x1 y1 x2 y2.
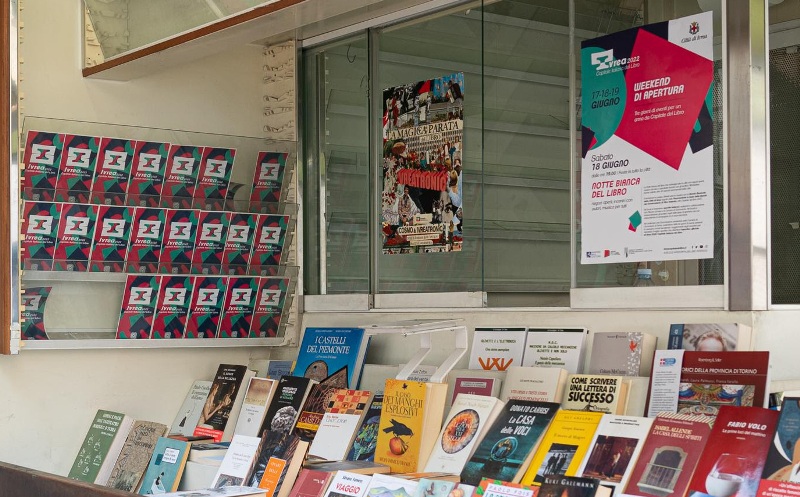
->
301 0 726 305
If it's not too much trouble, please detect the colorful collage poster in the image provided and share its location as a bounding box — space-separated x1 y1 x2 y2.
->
381 71 464 254
580 12 714 264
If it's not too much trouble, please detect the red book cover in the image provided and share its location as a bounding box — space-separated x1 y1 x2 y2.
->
250 277 290 338
128 141 169 207
151 275 194 339
249 151 289 210
116 274 160 339
451 376 499 403
55 134 99 203
21 201 60 271
127 207 166 273
250 214 291 273
624 413 713 497
22 130 64 201
757 480 800 497
218 276 259 338
288 469 330 497
192 210 229 275
89 205 134 272
678 351 771 417
185 276 226 338
687 406 779 497
53 202 97 271
161 144 203 209
160 209 199 274
91 137 136 205
222 212 258 275
194 147 235 210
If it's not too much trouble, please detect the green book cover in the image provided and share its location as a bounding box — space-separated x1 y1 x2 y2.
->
138 437 191 495
67 409 128 483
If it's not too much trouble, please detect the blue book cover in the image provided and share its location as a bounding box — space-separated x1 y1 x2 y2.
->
292 327 370 389
138 437 190 495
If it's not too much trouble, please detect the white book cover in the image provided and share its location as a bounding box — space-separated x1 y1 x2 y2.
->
469 328 527 371
170 380 213 436
587 332 658 377
575 414 654 492
308 389 372 461
499 366 568 403
233 377 278 437
211 434 262 488
323 471 373 497
423 393 505 474
362 473 419 497
522 328 588 374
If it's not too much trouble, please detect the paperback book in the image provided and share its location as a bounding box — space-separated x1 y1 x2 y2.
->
234 377 279 438
127 207 166 273
762 396 800 481
55 134 98 203
346 394 384 462
539 476 610 497
250 214 292 272
668 323 753 351
22 201 60 270
223 212 258 275
106 420 169 492
116 274 160 339
21 286 51 340
500 366 568 404
138 437 191 495
308 389 373 461
522 328 589 374
320 470 371 497
194 364 252 442
293 327 370 388
185 276 227 338
211 434 262 488
67 409 135 484
288 471 334 497
193 210 230 274
23 130 64 201
470 327 528 371
219 276 260 338
160 208 199 274
162 144 203 209
128 141 169 207
361 473 419 497
250 151 289 209
258 375 315 437
250 277 291 338
89 205 133 272
91 137 136 205
295 367 350 442
195 147 235 210
587 332 658 377
152 275 194 339
473 478 536 497
53 202 97 271
561 374 629 415
170 380 213 437
255 435 308 497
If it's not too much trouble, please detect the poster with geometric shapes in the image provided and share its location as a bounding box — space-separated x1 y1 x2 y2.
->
381 72 464 254
580 12 714 264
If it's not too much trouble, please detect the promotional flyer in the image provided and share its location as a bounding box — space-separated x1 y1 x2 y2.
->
580 12 714 264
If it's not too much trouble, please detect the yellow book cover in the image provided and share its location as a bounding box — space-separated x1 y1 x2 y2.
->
519 410 604 487
374 379 447 474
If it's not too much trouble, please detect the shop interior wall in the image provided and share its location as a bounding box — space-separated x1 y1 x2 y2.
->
0 0 270 473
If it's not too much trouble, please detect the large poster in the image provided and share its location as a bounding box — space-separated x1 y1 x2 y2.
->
381 72 464 254
580 12 714 264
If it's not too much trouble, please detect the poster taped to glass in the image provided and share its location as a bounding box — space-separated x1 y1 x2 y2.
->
381 72 464 255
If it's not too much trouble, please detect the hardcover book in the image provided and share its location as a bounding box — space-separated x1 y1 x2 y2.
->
55 134 98 203
587 332 658 377
152 275 194 339
623 413 713 497
250 152 289 209
308 388 374 462
522 328 589 374
234 377 279 438
54 202 97 271
91 137 136 205
23 130 64 201
67 409 135 484
293 328 371 388
469 328 528 371
250 277 291 338
128 141 169 207
127 207 166 273
138 437 191 495
575 414 655 493
170 380 213 437
675 351 771 417
346 394 384 462
561 374 629 415
21 286 51 340
761 396 800 481
287 469 331 497
374 379 448 474
22 201 60 270
321 470 372 497
295 367 351 442
473 478 537 497
193 210 230 274
194 364 252 442
106 420 169 492
250 214 292 272
668 323 753 352
223 212 258 275
89 205 133 272
219 276 260 338
116 274 160 339
185 276 227 338
424 393 505 475
500 366 569 404
195 147 235 210
162 144 203 209
161 208 199 274
461 400 560 485
211 434 262 488
686 406 779 497
520 410 604 486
